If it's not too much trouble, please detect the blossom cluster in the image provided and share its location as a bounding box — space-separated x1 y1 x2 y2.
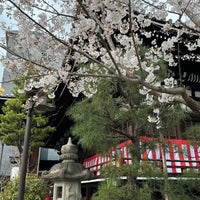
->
0 0 200 114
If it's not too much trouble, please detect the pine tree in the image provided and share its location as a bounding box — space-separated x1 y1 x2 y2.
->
68 78 186 153
67 78 187 199
0 77 55 167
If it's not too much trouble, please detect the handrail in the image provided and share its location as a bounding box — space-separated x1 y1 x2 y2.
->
84 157 200 172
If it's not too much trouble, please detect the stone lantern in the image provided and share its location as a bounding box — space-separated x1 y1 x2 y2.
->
42 138 91 200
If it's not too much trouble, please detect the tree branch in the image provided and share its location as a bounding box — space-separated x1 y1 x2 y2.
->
0 44 52 71
7 0 113 74
111 127 133 140
33 1 77 19
76 0 121 75
128 0 144 78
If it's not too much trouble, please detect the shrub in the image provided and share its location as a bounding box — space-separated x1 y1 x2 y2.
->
0 174 47 200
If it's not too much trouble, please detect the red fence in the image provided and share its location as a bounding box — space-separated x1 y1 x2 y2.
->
83 137 200 175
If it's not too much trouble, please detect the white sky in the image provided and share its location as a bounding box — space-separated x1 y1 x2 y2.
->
0 7 17 87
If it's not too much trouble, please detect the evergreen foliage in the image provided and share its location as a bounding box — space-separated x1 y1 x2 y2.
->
67 79 151 153
67 79 187 154
168 172 200 200
0 77 55 156
67 78 189 199
182 123 200 144
92 164 163 200
92 165 200 200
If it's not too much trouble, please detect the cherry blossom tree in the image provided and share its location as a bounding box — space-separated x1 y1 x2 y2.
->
0 1 200 200
0 0 200 133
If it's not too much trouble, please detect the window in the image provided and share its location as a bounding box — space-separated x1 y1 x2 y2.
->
56 186 62 198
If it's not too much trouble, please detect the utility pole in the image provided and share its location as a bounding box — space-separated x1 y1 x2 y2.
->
17 88 54 200
17 101 34 200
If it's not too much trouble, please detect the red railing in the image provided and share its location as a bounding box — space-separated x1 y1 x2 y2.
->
83 137 200 175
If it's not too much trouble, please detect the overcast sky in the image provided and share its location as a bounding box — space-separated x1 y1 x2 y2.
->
0 7 18 87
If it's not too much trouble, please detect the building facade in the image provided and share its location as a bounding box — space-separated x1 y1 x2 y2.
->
0 142 19 177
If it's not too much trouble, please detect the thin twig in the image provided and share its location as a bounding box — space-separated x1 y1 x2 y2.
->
0 44 52 71
33 3 77 19
76 0 120 74
128 0 144 78
7 0 111 74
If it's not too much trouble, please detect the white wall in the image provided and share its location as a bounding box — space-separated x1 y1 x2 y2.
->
0 142 19 176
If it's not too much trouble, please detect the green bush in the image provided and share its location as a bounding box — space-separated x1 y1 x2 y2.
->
0 174 47 200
